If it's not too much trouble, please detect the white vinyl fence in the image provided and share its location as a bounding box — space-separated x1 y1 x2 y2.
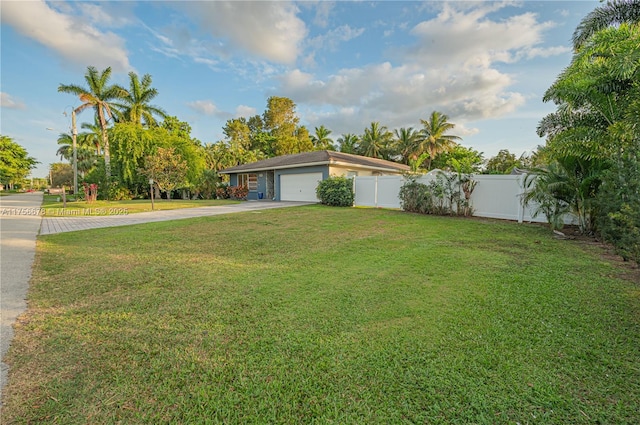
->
354 172 547 223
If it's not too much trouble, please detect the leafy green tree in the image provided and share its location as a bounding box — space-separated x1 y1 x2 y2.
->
485 149 525 174
161 116 193 140
536 22 639 241
109 122 156 185
573 0 640 50
58 66 127 181
263 96 306 155
107 117 205 196
393 127 421 165
223 118 252 150
419 111 461 169
0 135 38 189
203 141 265 173
311 125 335 150
49 162 73 188
262 96 313 155
358 122 393 159
142 147 188 200
431 145 484 174
115 72 167 126
596 144 640 262
294 126 314 153
337 133 359 154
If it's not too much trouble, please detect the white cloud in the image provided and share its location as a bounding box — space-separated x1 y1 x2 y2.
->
407 3 556 66
187 100 222 116
310 1 335 28
0 92 26 110
235 105 257 118
76 3 133 28
526 46 571 59
1 0 131 72
275 2 561 137
307 25 366 51
178 1 307 64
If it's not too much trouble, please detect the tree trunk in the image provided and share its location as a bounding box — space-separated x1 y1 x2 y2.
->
99 108 111 183
154 184 160 200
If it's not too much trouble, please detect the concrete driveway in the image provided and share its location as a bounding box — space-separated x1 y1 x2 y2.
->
39 200 310 235
0 194 310 402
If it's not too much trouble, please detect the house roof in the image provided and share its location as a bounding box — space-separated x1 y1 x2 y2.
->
219 150 411 174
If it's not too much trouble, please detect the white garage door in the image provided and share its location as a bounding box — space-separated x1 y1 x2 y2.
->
280 173 323 202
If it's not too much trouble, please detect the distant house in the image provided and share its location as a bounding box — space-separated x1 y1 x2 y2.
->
219 150 410 202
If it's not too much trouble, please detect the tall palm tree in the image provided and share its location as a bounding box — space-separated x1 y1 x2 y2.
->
337 133 359 154
115 72 167 126
58 66 127 180
359 122 393 159
393 127 421 165
573 0 640 50
311 125 335 150
419 111 461 169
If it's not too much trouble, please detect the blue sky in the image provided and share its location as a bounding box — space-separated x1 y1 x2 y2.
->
1 0 597 177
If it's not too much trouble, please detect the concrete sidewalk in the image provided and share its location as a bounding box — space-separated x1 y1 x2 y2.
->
1 195 310 403
0 192 43 401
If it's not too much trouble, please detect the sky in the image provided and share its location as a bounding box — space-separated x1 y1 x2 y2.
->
1 0 598 177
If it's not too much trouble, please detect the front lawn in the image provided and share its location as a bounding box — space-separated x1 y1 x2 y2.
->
3 206 639 423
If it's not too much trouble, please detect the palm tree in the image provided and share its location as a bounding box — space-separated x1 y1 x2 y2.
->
522 156 607 234
419 111 461 170
80 119 103 156
359 122 393 159
58 66 127 180
573 0 640 50
393 127 420 165
311 125 335 150
56 132 74 161
540 24 638 161
337 133 359 154
115 72 167 126
55 132 98 176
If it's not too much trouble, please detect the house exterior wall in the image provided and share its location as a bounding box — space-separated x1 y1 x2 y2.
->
228 166 330 201
228 172 266 200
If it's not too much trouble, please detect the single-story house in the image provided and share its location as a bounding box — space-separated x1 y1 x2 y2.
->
219 150 410 202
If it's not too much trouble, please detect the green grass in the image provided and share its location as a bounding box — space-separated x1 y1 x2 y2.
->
3 206 639 424
40 194 239 215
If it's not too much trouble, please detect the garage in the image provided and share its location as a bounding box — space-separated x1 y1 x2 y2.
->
280 172 323 202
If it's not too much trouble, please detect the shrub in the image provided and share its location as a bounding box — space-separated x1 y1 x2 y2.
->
316 177 354 207
216 185 230 200
229 185 248 200
108 184 133 201
596 150 640 264
399 178 433 214
400 172 477 216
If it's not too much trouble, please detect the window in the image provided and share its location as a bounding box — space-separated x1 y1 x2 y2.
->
238 173 258 191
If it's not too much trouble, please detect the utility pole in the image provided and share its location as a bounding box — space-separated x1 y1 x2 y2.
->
72 109 78 195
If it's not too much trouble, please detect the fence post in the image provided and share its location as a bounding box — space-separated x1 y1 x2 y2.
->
374 176 378 208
